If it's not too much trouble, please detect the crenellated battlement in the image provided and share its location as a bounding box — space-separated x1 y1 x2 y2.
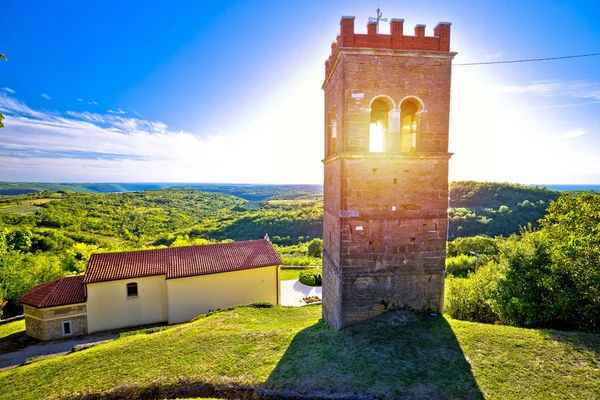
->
325 16 451 75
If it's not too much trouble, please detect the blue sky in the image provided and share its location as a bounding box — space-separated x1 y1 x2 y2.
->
0 0 599 183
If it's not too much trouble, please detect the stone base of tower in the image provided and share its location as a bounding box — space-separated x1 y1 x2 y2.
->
322 254 445 330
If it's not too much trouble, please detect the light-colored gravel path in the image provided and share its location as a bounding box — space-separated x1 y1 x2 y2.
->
280 279 322 306
0 332 118 371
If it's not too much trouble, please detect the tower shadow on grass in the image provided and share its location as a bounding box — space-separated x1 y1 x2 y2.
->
265 310 484 400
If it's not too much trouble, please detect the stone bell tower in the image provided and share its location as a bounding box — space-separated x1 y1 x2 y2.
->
322 15 456 329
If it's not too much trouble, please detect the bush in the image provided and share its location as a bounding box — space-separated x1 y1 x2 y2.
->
280 254 321 266
299 268 322 286
495 231 554 328
246 302 274 308
307 238 323 258
445 262 504 324
445 255 478 277
447 235 499 257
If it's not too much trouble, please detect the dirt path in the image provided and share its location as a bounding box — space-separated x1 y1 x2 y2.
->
0 332 118 371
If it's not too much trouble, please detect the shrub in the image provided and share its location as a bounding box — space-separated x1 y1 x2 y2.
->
445 255 478 277
246 302 274 308
280 254 321 266
495 231 554 328
447 235 500 257
307 238 323 258
445 262 504 324
299 268 322 286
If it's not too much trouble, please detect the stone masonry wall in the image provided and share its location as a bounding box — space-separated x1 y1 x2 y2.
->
23 304 88 341
322 15 454 329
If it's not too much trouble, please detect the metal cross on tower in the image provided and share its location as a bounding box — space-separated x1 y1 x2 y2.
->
368 7 388 32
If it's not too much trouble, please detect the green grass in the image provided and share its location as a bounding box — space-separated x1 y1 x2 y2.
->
0 305 598 399
0 319 25 340
0 319 36 355
279 269 301 281
280 254 322 266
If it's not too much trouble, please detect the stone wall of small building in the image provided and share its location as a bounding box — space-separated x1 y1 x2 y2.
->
23 304 87 341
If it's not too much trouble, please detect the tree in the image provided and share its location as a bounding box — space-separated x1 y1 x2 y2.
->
307 238 323 258
538 192 600 332
0 53 6 129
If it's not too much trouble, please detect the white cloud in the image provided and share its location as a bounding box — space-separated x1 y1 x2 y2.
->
561 128 587 139
108 108 126 114
493 80 600 100
0 94 47 118
4 87 16 94
88 101 97 105
0 91 323 183
494 82 561 95
77 98 83 102
41 93 51 100
484 52 504 61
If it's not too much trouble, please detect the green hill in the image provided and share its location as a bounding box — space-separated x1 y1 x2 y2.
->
448 181 560 239
0 305 598 399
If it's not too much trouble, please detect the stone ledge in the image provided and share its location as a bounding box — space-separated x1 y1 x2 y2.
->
323 151 453 164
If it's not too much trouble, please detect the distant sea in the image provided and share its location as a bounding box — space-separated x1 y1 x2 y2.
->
542 184 600 192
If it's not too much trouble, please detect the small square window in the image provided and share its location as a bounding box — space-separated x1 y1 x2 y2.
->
62 320 72 336
127 282 138 298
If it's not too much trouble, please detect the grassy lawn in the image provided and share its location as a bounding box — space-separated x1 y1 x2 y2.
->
0 319 38 355
279 269 301 281
0 305 598 399
0 319 25 340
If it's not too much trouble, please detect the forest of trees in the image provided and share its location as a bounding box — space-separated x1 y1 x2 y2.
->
448 181 560 239
445 192 600 333
0 188 323 315
1 181 597 330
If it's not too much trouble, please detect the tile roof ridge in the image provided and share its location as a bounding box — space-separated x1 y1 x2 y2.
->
89 239 271 257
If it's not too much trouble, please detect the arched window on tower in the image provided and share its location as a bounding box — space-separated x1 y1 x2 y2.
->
327 108 338 157
369 98 393 152
400 98 421 152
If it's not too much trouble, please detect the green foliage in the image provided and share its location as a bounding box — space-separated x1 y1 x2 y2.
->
0 188 326 313
445 263 504 323
62 243 100 273
447 235 500 257
203 201 322 245
494 231 555 328
280 255 321 266
0 251 65 301
4 228 32 252
306 238 323 258
246 302 274 308
493 193 600 332
448 181 560 239
450 181 559 208
299 268 322 286
449 192 600 332
536 193 600 331
445 254 478 277
0 53 5 129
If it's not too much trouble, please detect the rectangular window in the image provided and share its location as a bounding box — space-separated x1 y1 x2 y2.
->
127 282 138 298
62 320 72 336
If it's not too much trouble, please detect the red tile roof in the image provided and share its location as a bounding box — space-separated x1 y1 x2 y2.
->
84 240 282 283
19 275 86 308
